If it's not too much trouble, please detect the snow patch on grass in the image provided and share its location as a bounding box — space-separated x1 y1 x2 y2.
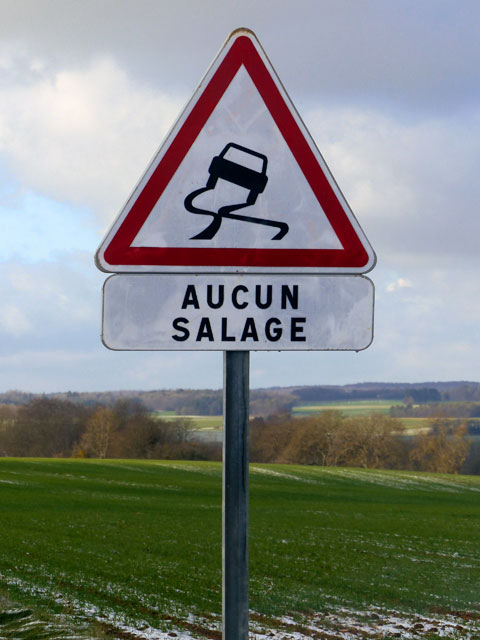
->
251 606 479 639
317 467 480 493
250 466 320 484
2 572 478 639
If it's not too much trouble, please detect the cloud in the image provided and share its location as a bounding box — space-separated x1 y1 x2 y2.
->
2 48 478 272
0 2 479 392
0 55 184 226
371 265 480 379
1 1 480 111
386 278 413 293
0 340 224 394
0 252 225 392
1 17 478 267
0 249 479 391
0 255 101 354
0 303 32 337
305 106 480 267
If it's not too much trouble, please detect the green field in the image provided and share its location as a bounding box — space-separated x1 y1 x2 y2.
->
292 399 403 417
1 460 479 639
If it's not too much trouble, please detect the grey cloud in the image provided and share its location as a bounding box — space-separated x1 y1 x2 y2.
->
1 0 480 391
0 57 184 224
0 253 226 392
0 255 101 354
305 106 480 266
0 347 223 393
1 0 479 112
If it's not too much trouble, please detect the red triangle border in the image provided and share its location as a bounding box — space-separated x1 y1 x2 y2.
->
101 33 373 271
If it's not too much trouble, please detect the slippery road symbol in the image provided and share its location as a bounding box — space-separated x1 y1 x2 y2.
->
184 142 289 240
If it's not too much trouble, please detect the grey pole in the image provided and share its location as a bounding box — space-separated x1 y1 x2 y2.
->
223 350 250 640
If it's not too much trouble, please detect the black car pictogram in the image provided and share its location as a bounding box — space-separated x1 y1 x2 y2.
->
184 142 289 240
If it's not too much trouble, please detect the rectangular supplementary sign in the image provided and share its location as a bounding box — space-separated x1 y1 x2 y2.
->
102 274 374 351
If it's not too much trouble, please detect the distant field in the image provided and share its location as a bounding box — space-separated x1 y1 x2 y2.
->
154 405 478 437
154 410 433 442
154 413 223 431
0 459 479 639
399 416 430 431
291 399 402 417
156 400 403 425
290 402 479 434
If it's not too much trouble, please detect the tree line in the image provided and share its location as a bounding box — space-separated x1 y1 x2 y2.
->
250 412 474 474
0 398 216 460
0 398 477 474
0 388 295 417
2 381 480 415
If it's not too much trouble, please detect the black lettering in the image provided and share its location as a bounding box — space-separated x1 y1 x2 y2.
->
240 317 259 342
255 284 272 309
232 285 248 309
172 317 190 341
207 284 224 309
181 285 200 309
221 318 235 341
281 284 298 310
196 317 214 341
265 317 282 341
291 317 306 341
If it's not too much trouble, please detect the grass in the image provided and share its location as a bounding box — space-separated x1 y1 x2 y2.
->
0 459 479 638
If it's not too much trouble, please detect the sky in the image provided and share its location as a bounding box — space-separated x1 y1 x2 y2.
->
1 0 479 392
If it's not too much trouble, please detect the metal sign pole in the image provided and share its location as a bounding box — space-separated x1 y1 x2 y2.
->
223 350 250 640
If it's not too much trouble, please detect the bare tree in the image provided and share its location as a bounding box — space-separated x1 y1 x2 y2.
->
409 417 471 473
280 412 345 466
250 414 296 463
6 398 89 457
336 414 404 469
79 407 119 458
279 412 405 469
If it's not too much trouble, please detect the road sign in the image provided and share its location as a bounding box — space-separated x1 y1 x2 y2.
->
96 28 377 640
96 28 375 274
102 274 374 351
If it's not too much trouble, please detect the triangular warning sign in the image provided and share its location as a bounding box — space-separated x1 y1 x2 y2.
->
96 28 376 274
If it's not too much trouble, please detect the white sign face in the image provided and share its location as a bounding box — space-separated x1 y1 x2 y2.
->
130 69 343 254
102 274 374 351
96 29 375 274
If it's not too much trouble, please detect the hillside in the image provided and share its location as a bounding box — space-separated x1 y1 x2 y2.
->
1 381 480 414
0 459 479 639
